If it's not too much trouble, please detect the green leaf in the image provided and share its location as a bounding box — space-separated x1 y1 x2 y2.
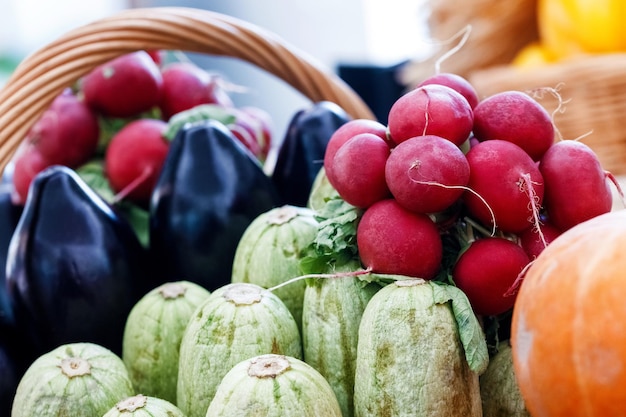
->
299 196 362 274
431 280 489 374
75 159 149 248
75 159 115 203
116 201 150 248
164 104 237 141
358 273 406 287
434 228 463 284
96 107 162 155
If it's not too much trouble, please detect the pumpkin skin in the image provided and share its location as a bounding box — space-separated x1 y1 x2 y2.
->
511 209 626 417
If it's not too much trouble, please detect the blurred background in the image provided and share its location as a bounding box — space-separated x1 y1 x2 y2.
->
0 0 432 135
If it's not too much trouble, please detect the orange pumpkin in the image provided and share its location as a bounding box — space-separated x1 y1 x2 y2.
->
511 208 626 416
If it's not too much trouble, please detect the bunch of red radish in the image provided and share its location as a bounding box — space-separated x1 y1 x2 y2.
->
10 50 272 206
324 72 619 318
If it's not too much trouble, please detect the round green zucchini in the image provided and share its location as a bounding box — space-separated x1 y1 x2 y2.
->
12 342 134 417
177 282 302 417
205 353 342 416
122 280 211 404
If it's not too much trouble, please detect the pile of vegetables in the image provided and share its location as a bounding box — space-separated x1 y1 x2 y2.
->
0 46 622 417
0 48 349 416
322 73 618 318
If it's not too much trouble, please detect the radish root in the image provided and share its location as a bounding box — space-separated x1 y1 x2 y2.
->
407 177 497 236
605 169 626 208
433 25 472 74
421 89 431 136
518 173 546 248
569 131 594 143
266 267 373 292
504 259 534 297
112 166 153 204
526 84 569 142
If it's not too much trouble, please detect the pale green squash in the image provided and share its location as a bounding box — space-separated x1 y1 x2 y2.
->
12 342 134 417
177 282 302 417
205 354 342 417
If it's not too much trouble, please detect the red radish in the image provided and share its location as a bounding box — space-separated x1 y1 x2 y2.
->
329 132 391 208
539 139 612 231
146 49 164 65
159 61 234 120
239 106 273 158
464 140 545 234
452 237 530 316
387 84 473 147
323 118 388 185
105 118 169 203
519 220 562 259
418 72 479 109
11 145 51 204
357 199 443 279
472 90 555 161
385 134 470 214
81 50 163 118
225 107 267 161
25 89 99 168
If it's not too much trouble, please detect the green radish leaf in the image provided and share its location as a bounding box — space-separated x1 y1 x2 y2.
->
76 159 149 248
116 201 150 248
299 196 362 274
76 159 115 203
358 273 406 287
482 310 513 357
165 104 237 141
97 116 128 156
431 280 489 374
435 228 463 284
97 107 164 154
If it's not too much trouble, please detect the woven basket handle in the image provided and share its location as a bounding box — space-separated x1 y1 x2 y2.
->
0 7 375 172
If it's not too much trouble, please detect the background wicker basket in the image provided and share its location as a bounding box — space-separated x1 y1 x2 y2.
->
0 7 375 174
399 0 539 84
469 54 626 176
401 0 626 177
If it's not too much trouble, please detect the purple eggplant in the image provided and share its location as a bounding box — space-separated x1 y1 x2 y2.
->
0 183 22 332
0 338 19 417
149 120 280 291
271 101 351 206
5 165 151 357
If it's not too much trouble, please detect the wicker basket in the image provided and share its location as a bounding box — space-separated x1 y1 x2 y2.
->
400 0 626 176
0 7 375 174
399 0 539 86
468 54 626 176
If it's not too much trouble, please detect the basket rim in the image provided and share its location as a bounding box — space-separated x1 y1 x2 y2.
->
0 6 375 173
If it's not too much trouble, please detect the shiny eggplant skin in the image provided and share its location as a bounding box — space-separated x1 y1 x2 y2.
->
149 120 281 292
0 182 25 417
271 101 351 206
0 183 22 332
5 165 150 357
